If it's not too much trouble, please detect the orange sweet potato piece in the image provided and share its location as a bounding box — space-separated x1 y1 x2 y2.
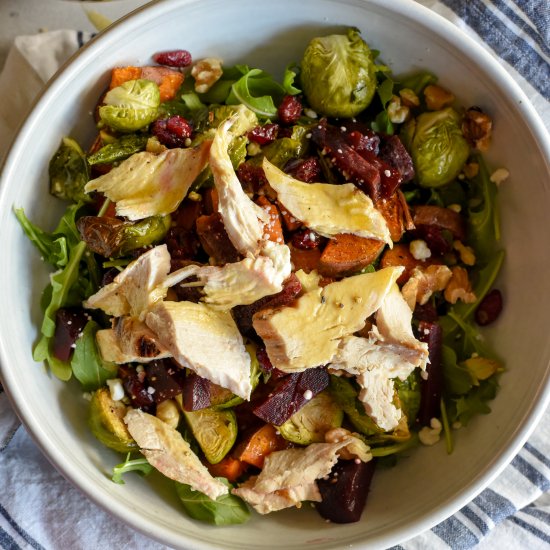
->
206 456 248 483
375 193 406 242
319 234 385 277
256 196 284 244
288 244 321 273
277 201 302 232
109 66 184 102
380 243 429 284
203 188 219 215
235 424 288 468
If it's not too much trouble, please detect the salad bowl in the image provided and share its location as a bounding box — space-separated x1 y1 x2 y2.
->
1 0 550 548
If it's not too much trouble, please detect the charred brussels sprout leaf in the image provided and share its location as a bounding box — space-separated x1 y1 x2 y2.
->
76 214 171 258
175 479 250 525
277 390 343 445
405 107 470 187
49 137 90 203
99 79 160 132
89 387 136 453
300 28 377 118
183 408 238 464
87 134 149 165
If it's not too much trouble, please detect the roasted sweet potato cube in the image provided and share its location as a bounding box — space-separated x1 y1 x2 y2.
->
375 193 405 242
234 424 289 468
379 243 427 284
109 66 184 102
278 201 302 231
319 234 385 277
256 196 284 244
288 243 321 273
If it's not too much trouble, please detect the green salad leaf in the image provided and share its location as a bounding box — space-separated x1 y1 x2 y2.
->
49 137 91 203
112 454 154 484
175 479 250 525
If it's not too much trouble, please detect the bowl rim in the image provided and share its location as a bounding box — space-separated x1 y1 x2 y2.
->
1 0 550 548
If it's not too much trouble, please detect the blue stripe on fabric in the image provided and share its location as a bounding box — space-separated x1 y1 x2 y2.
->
472 488 516 524
511 454 550 491
523 505 550 526
490 0 550 56
515 0 550 44
460 505 491 536
0 525 20 550
0 504 44 550
509 516 550 544
431 515 479 547
524 442 550 469
439 0 550 99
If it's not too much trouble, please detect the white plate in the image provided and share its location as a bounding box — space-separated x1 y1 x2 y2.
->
1 0 550 548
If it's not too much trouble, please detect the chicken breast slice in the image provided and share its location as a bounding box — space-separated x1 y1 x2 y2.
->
232 435 370 514
263 158 392 245
84 141 211 220
145 301 252 400
210 106 269 256
252 266 403 372
124 409 227 500
84 245 171 319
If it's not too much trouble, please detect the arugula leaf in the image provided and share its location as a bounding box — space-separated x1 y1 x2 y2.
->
175 479 250 525
396 71 437 96
371 75 395 134
282 63 301 95
441 344 473 395
112 454 153 485
449 375 499 426
71 320 117 391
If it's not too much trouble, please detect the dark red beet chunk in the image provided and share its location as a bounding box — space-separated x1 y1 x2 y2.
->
278 95 302 124
416 321 443 426
378 134 415 184
413 302 439 323
315 459 376 523
196 213 240 264
291 228 324 250
248 123 279 145
284 157 321 183
413 224 452 256
181 372 211 411
256 347 288 381
119 365 155 412
236 162 268 194
253 367 329 425
165 226 201 260
475 289 503 326
153 49 192 68
145 360 186 404
53 307 89 361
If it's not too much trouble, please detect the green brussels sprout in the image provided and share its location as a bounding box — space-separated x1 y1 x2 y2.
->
99 79 160 132
49 137 90 203
261 125 310 168
88 387 136 453
183 408 237 464
277 390 343 445
300 28 377 118
405 107 470 187
87 134 149 165
76 214 171 258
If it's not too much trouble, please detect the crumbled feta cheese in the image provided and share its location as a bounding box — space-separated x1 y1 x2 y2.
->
409 239 431 260
304 108 318 119
419 417 442 446
489 168 510 186
303 389 313 400
106 378 125 402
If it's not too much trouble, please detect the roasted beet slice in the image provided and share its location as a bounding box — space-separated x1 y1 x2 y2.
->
413 224 453 256
196 213 240 264
256 347 288 381
145 360 186 404
119 365 156 412
416 321 443 425
283 157 322 183
181 372 211 411
252 367 329 425
53 307 89 361
412 205 466 242
378 134 415 184
315 459 376 523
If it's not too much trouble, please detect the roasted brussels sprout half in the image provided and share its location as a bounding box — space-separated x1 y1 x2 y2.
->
99 79 160 132
89 387 136 453
87 134 149 166
277 390 344 445
49 137 90 203
404 107 470 187
183 408 238 464
76 214 171 258
300 28 377 118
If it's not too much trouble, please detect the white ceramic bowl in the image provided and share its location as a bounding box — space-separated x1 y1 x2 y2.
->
1 0 550 548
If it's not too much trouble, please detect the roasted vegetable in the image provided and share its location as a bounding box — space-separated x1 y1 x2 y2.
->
87 134 149 165
99 79 160 132
89 387 136 453
300 28 377 118
403 107 470 187
49 137 90 203
76 214 171 258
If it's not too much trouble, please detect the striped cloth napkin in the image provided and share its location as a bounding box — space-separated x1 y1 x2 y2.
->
0 1 548 549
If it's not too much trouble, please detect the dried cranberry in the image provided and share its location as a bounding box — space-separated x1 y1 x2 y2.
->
475 289 503 326
278 95 302 125
153 49 192 68
248 123 279 145
284 157 321 183
151 115 193 148
291 228 323 249
236 162 268 194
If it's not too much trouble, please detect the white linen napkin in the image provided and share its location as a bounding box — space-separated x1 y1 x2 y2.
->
0 3 549 547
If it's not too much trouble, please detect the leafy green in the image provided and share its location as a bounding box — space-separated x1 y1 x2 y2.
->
396 71 437 97
448 375 500 426
175 479 250 525
112 454 153 484
441 344 473 395
87 134 148 165
49 137 91 203
282 63 301 95
371 75 395 135
72 320 117 391
395 371 421 424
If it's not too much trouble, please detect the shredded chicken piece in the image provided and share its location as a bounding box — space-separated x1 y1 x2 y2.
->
444 266 477 304
401 264 453 311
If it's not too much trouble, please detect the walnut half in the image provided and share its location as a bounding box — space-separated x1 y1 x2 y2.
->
444 266 477 304
462 107 493 152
